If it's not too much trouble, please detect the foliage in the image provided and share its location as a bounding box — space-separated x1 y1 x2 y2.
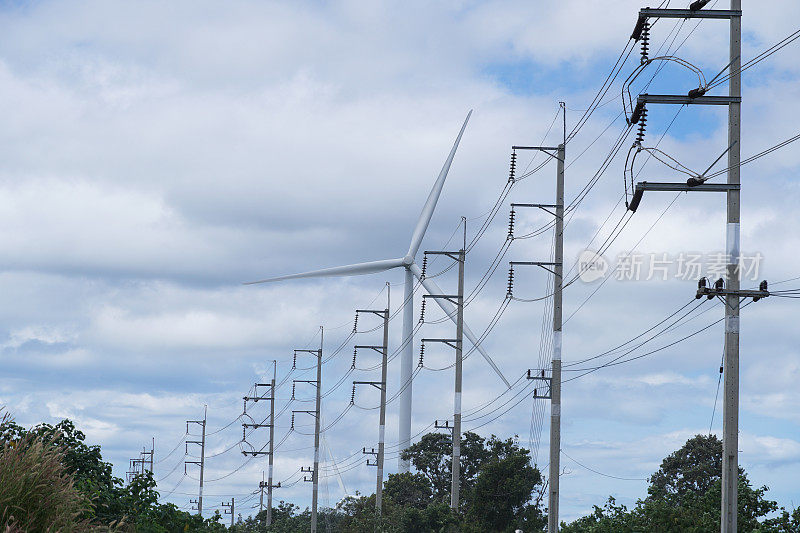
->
0 410 227 532
383 472 432 509
11 410 796 533
561 434 800 533
0 410 93 532
467 436 546 532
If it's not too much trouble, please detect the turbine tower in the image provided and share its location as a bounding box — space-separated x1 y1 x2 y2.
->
247 111 510 471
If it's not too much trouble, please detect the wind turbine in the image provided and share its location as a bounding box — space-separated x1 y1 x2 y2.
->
247 111 511 472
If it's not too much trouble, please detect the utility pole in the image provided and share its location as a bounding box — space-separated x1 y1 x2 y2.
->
241 362 280 525
186 406 207 517
722 2 742 531
623 4 744 531
267 362 277 525
222 497 235 528
508 119 566 530
419 220 466 511
293 328 323 533
352 283 391 516
549 142 565 533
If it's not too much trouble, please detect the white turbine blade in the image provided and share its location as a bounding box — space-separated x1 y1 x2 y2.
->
410 262 511 388
406 110 472 259
245 258 404 284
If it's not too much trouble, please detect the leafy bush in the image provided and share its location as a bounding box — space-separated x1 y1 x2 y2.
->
0 410 92 532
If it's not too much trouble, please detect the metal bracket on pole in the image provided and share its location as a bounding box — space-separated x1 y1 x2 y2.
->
639 93 741 106
512 145 563 162
421 338 460 351
527 369 553 400
354 345 383 355
434 419 453 431
511 202 563 218
632 8 741 40
628 181 739 212
353 380 384 391
696 287 769 300
510 261 562 276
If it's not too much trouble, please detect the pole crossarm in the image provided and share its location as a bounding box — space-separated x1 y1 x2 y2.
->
421 338 460 350
292 409 318 418
242 450 271 456
696 287 769 299
424 250 463 264
355 309 386 318
243 395 274 402
628 181 739 212
362 447 379 456
632 8 740 40
510 261 562 276
354 345 384 354
527 369 553 399
242 423 273 428
434 420 453 431
422 293 461 306
294 349 321 355
511 145 563 162
639 94 741 106
511 202 563 217
354 380 384 391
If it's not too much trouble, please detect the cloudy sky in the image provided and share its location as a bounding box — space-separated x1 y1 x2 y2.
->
1 0 799 523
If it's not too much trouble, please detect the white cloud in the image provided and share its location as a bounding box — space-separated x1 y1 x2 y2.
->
0 0 798 522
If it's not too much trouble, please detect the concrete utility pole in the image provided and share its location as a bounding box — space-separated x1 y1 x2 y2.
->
241 364 280 525
293 328 323 533
186 406 207 516
222 497 235 527
722 2 741 531
353 283 391 516
549 142 565 533
420 221 466 511
509 121 566 530
267 362 277 525
451 234 465 511
622 4 745 531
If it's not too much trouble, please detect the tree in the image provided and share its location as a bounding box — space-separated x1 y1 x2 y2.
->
647 433 722 504
400 431 491 503
467 436 545 533
384 472 433 509
562 434 788 533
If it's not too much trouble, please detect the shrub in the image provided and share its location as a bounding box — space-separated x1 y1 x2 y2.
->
0 409 92 532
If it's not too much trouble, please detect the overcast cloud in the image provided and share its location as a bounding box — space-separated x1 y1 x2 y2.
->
1 0 799 521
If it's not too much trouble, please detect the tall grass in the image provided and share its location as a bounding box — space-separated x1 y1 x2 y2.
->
0 409 92 532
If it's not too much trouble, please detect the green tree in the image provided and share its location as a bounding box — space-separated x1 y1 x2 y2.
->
562 434 788 533
467 436 545 533
383 472 432 509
